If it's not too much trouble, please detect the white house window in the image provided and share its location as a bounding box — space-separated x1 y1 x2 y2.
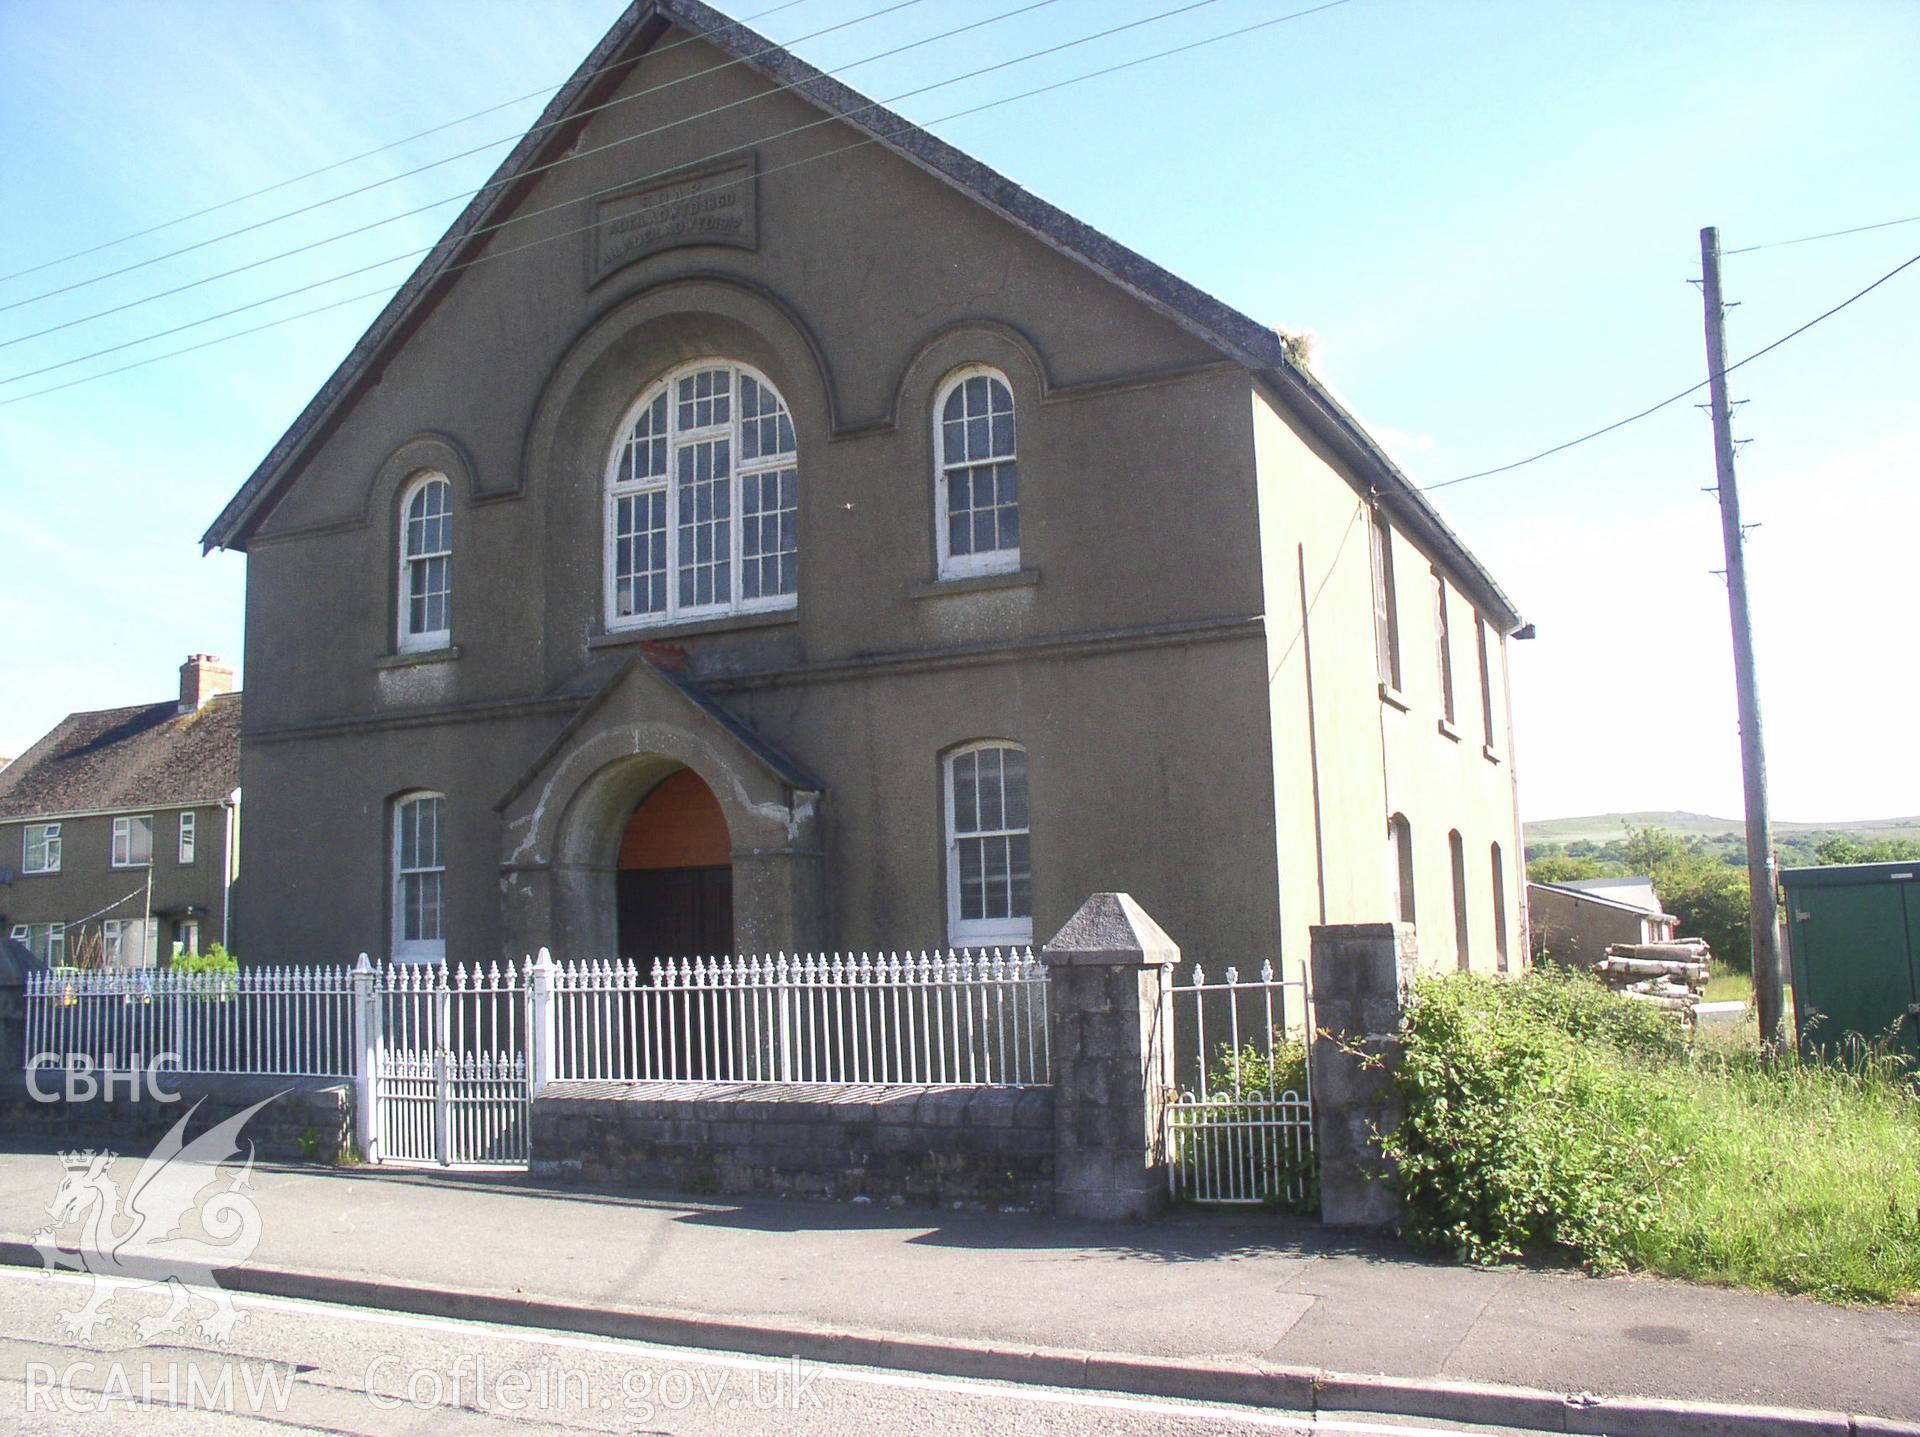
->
102 918 157 968
945 742 1031 946
173 918 200 959
111 815 153 868
178 811 197 865
16 922 64 966
392 792 446 962
1476 614 1498 752
23 823 61 874
1491 842 1510 972
936 369 1019 578
399 473 452 651
607 361 797 629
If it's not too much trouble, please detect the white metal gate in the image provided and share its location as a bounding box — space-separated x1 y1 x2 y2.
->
1163 960 1316 1208
372 961 531 1168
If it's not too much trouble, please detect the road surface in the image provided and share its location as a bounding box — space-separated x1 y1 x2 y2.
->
0 1266 1534 1436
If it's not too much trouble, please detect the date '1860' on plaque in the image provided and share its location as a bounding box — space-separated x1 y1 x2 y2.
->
590 157 757 284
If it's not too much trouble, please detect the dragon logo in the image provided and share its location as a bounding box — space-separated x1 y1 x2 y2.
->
31 1095 275 1343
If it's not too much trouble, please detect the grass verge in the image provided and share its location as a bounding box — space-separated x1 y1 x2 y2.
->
1384 966 1920 1304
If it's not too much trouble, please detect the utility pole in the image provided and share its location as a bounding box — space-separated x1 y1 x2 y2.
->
1699 225 1784 1046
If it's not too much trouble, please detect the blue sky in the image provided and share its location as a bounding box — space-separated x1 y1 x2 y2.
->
0 0 1915 824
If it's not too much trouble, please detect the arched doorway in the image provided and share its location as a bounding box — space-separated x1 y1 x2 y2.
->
617 768 734 967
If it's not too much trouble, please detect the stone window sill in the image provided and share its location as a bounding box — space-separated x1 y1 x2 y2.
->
376 645 461 671
1482 743 1503 765
1437 718 1462 742
588 609 800 648
910 567 1040 601
1378 682 1411 713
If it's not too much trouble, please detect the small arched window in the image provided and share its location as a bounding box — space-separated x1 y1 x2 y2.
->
1448 829 1470 971
1491 841 1510 972
399 474 452 651
944 741 1031 946
606 360 797 629
392 792 446 963
1387 813 1415 925
936 368 1019 578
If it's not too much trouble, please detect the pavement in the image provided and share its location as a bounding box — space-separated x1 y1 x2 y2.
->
1 1146 1915 1434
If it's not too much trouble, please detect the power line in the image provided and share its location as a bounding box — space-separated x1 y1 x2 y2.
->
0 0 937 318
0 0 1237 383
1420 246 1920 493
0 0 1356 411
0 0 823 290
0 0 1082 353
1725 211 1920 256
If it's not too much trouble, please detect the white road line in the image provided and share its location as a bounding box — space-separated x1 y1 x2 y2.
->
0 1267 1492 1436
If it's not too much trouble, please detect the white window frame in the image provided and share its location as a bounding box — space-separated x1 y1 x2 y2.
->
604 359 799 632
178 811 197 865
943 741 1033 948
18 922 65 966
391 791 447 963
174 918 200 959
398 471 453 653
103 919 125 966
23 822 61 874
934 366 1021 580
111 814 153 869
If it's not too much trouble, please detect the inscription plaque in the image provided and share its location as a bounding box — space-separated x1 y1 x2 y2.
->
590 157 757 284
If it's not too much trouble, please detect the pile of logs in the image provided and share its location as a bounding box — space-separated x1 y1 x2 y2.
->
1592 940 1711 1019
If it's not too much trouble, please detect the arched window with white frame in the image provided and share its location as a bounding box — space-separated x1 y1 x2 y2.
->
935 368 1019 578
606 360 798 629
398 473 452 651
392 791 446 962
944 741 1031 947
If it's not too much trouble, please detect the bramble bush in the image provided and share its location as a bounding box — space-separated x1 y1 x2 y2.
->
1383 965 1920 1302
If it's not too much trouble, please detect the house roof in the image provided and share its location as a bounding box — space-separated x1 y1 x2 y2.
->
199 0 1521 631
0 693 242 821
1528 878 1673 921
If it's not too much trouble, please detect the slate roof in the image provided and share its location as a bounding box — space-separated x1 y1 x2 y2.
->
0 693 242 820
199 0 1521 630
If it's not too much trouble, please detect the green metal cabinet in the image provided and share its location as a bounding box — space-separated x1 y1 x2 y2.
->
1780 862 1920 1062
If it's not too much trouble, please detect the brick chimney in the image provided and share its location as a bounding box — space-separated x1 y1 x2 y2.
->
179 654 235 712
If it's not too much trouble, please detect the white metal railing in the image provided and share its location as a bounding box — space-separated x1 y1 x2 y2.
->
23 966 356 1078
1164 960 1316 1207
553 950 1050 1086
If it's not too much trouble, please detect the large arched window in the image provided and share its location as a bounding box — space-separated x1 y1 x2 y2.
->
392 792 446 962
398 473 452 651
606 360 797 629
935 367 1019 578
944 741 1031 947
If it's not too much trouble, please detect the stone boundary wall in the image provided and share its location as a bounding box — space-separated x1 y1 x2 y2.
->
0 1072 354 1164
531 1081 1054 1209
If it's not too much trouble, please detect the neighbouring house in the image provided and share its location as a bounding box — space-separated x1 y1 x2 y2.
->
1527 875 1680 967
0 656 241 968
200 0 1528 977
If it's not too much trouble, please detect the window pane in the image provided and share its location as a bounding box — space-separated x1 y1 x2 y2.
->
982 836 1010 919
952 751 978 832
976 748 1004 831
1008 833 1031 919
959 838 984 921
130 817 152 865
1002 748 1028 828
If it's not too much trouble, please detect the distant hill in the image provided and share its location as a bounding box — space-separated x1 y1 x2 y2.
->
1525 811 1920 847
